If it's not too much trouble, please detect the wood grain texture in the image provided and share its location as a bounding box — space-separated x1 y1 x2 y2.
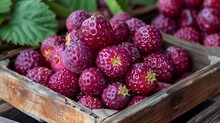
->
187 93 220 123
103 62 220 123
0 65 101 123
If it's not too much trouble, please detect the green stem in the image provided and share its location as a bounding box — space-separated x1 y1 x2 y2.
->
42 0 72 18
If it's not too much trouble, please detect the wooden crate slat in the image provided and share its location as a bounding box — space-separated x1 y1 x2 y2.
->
187 94 220 123
0 65 99 123
103 62 220 123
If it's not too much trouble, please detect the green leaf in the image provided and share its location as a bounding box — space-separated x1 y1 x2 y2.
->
0 14 7 24
53 0 97 12
0 0 57 46
43 0 72 18
105 0 129 15
0 0 12 13
131 0 157 5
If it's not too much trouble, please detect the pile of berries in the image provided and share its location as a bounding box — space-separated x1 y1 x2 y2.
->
14 10 191 110
152 0 220 47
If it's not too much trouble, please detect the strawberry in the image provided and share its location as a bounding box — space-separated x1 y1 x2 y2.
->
134 25 163 55
48 69 79 98
101 83 130 110
110 20 130 45
180 8 199 29
80 15 113 49
128 96 145 106
65 29 81 46
15 49 45 75
118 42 141 64
203 0 220 12
64 40 93 74
79 67 107 97
50 45 66 72
126 63 157 95
143 53 173 82
158 0 183 18
40 35 65 62
153 82 172 93
125 18 146 36
166 46 190 75
26 67 54 86
110 12 132 23
78 95 103 109
96 46 131 78
151 14 178 34
203 33 220 47
183 0 203 7
175 27 202 44
66 10 90 32
197 8 220 34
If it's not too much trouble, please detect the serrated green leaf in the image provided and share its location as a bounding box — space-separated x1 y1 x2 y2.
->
0 14 7 24
53 0 97 12
131 0 157 5
0 0 57 46
0 0 12 13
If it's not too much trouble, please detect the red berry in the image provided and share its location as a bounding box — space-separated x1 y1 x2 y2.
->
65 30 81 46
154 82 172 93
126 63 157 95
134 25 163 54
203 0 220 12
151 14 178 34
183 0 203 7
110 12 132 23
119 42 141 63
79 67 107 96
96 46 131 78
50 45 66 72
180 9 199 28
125 18 146 36
166 46 190 75
15 49 45 75
110 20 130 45
128 96 145 106
48 69 78 98
143 53 173 82
40 35 65 62
101 83 130 110
64 40 93 74
78 95 103 109
26 67 54 86
158 0 183 18
66 10 90 32
204 33 220 47
197 8 220 34
175 27 202 44
80 15 113 49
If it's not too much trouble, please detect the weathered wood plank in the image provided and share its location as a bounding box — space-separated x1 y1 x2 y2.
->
0 65 99 123
0 116 18 123
187 94 220 123
103 62 220 123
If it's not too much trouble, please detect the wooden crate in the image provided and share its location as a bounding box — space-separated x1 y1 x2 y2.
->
163 33 220 57
0 37 220 123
